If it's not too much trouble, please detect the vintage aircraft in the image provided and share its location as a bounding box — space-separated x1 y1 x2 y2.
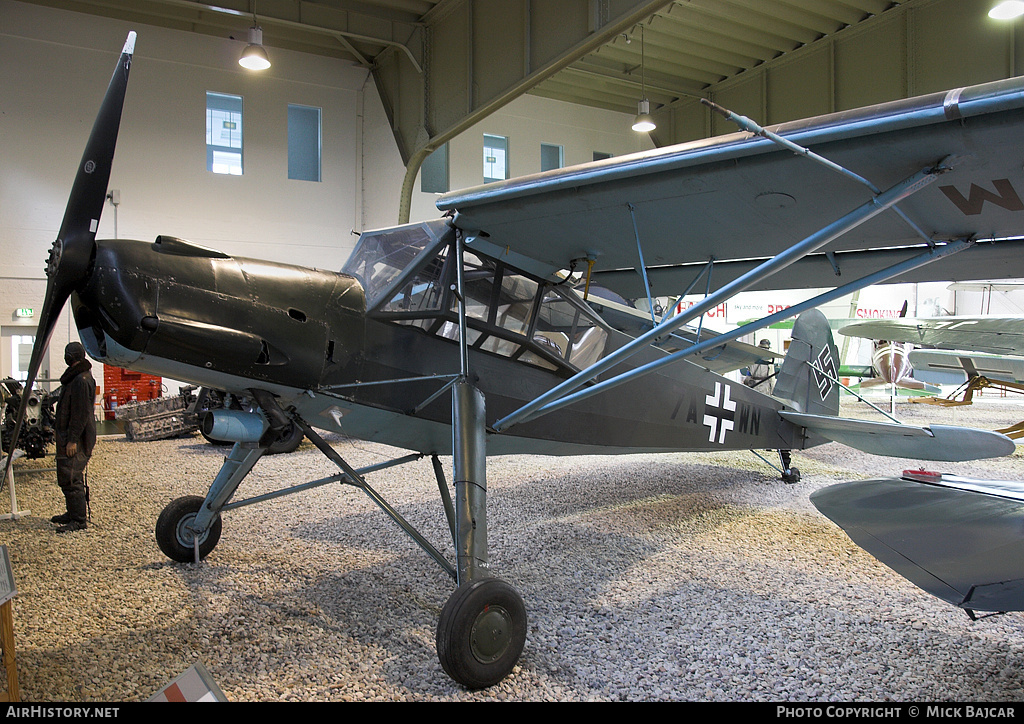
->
841 314 1024 408
8 33 1024 689
837 302 940 397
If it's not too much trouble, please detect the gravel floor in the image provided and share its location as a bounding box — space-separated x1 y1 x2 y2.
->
3 397 1024 702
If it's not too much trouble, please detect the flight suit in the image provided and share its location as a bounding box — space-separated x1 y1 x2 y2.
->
53 343 97 531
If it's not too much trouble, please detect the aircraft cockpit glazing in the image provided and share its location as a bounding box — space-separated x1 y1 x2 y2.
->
343 221 612 375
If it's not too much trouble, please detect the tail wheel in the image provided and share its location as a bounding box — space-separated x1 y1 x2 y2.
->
156 495 221 562
437 578 527 689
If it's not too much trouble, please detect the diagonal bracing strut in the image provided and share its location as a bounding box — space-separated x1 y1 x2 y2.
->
493 160 957 432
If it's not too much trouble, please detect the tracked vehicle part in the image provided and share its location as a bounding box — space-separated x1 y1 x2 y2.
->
115 391 198 442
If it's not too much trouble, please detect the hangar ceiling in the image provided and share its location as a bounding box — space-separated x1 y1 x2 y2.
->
23 1 917 141
20 0 1022 220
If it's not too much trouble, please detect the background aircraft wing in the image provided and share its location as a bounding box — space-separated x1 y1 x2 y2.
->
438 77 1024 299
908 348 1024 385
811 473 1024 614
840 317 1024 355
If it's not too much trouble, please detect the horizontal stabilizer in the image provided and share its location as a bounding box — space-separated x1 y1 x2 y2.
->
780 411 1015 461
811 474 1024 612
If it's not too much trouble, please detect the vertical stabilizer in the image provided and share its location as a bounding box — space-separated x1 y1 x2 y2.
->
773 309 840 416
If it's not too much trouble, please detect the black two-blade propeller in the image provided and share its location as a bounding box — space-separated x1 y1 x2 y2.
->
1 32 136 491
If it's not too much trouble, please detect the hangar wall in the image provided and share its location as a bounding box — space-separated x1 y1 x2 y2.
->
363 89 655 229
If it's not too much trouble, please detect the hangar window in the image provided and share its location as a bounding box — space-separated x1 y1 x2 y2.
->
541 143 563 172
288 104 321 182
421 144 449 194
206 92 243 175
483 134 508 183
9 333 34 382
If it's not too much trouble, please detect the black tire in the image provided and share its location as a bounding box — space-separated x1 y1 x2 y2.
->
156 495 222 562
436 578 527 689
266 420 304 455
783 467 801 484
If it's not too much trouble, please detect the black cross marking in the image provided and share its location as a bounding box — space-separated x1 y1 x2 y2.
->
703 381 736 444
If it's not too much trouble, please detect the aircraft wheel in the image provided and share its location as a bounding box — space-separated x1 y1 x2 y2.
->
266 420 304 455
156 495 222 562
436 578 527 689
783 467 801 484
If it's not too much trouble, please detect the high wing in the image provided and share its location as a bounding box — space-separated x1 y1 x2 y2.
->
438 77 1024 300
811 472 1024 615
840 316 1024 356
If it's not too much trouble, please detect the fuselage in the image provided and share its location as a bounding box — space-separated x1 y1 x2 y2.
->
71 230 808 457
871 340 913 385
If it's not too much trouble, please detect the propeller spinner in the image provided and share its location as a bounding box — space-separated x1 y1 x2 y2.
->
2 32 135 490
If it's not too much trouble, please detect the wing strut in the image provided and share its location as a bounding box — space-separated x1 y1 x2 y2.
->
495 236 972 430
628 203 657 325
491 162 959 433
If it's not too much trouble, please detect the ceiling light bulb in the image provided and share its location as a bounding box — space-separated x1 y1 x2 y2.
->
989 1 1024 19
632 99 656 132
239 26 271 70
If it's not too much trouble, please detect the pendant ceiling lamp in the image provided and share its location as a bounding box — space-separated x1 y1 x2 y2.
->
239 20 271 70
990 1 1024 20
632 24 655 133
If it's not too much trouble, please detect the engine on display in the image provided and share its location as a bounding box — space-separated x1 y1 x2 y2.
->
1 378 57 459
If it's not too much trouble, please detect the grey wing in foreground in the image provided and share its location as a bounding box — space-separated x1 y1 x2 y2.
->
811 475 1024 613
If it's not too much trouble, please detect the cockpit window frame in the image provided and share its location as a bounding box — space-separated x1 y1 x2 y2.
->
363 233 614 375
342 219 455 311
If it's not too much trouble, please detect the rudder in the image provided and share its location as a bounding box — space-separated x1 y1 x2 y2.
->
773 309 840 416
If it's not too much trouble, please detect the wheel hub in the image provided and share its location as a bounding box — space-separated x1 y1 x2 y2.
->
175 513 208 547
470 605 512 664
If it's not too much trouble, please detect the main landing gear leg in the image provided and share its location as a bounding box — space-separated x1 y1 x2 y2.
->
156 442 266 563
436 381 527 689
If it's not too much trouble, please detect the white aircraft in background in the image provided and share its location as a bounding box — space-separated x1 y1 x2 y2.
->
838 302 939 396
839 314 1024 388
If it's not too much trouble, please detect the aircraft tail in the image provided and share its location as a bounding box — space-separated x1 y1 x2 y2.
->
773 309 841 417
773 312 1014 462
